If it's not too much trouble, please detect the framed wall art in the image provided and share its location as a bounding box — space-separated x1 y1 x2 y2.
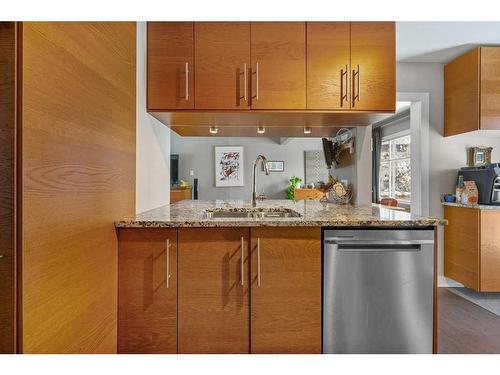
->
265 160 285 172
214 146 244 187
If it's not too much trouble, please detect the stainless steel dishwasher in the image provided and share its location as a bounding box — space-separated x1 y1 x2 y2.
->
323 228 435 354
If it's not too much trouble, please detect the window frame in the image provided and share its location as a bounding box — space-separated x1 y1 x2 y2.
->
379 129 411 204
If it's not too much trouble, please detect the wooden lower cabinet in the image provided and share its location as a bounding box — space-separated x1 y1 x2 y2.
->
118 226 322 354
178 228 250 353
250 227 322 353
444 205 500 292
118 229 178 353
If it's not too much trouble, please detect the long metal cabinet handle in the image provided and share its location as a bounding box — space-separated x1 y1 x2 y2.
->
185 62 189 101
257 237 261 287
241 236 244 286
357 64 360 101
255 62 259 101
352 64 360 105
244 63 248 102
166 239 171 288
341 64 348 107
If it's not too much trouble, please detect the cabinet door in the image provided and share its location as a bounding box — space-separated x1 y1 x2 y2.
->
480 47 500 130
350 22 395 111
444 206 480 291
444 48 480 136
479 210 500 291
118 229 177 353
250 22 306 109
147 22 194 110
178 228 250 353
195 22 250 109
307 22 351 110
250 227 321 353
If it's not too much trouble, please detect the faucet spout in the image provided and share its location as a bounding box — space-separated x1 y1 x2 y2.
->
252 154 269 207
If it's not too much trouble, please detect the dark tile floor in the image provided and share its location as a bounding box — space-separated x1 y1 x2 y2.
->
438 287 500 354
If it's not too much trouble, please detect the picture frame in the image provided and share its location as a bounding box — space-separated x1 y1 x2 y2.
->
467 146 492 167
214 146 244 187
264 160 285 172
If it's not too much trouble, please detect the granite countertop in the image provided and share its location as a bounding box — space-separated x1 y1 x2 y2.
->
442 202 500 210
116 200 447 228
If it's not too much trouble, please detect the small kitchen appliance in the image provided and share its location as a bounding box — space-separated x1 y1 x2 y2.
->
457 163 500 205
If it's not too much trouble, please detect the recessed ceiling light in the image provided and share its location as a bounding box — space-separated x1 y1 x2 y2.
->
209 126 218 134
303 126 312 134
257 125 266 134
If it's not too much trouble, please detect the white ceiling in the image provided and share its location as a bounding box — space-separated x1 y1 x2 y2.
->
397 22 500 63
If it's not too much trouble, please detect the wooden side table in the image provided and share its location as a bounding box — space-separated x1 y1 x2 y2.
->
170 187 192 203
293 188 327 201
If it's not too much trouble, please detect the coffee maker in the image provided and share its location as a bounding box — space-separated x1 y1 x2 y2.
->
457 163 500 205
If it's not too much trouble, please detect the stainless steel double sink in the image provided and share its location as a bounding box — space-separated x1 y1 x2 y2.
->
204 207 302 219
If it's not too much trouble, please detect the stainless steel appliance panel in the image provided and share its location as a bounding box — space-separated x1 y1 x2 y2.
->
323 229 434 354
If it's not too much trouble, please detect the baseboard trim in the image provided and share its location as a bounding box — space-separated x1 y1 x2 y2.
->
438 276 464 288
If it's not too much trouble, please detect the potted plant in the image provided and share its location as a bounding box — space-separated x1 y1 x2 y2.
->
286 176 302 200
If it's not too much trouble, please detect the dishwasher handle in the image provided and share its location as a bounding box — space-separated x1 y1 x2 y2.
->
325 239 434 246
336 244 421 253
325 239 434 253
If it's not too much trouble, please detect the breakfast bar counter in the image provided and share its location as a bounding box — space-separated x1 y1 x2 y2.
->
115 199 446 228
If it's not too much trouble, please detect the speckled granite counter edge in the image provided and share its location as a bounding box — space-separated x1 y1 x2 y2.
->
115 218 446 228
442 202 500 210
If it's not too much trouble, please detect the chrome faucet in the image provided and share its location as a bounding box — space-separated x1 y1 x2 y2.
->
252 155 270 207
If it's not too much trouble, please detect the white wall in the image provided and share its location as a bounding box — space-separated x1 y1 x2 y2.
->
136 22 171 213
397 62 500 281
354 126 373 205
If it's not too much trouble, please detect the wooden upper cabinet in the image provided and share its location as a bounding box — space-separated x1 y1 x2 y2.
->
146 21 397 115
195 22 250 109
444 47 500 137
250 22 306 109
250 227 321 354
118 229 178 354
444 48 480 136
480 48 500 130
147 22 194 110
307 22 351 110
350 22 395 111
178 228 250 354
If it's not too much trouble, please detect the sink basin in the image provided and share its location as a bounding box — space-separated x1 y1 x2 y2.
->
204 207 302 219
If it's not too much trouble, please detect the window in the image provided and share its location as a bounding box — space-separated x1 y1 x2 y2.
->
379 132 411 203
